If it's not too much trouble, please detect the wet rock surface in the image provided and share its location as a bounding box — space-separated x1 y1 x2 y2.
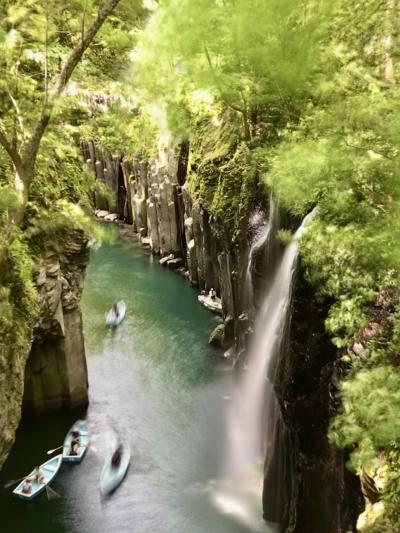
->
263 267 363 533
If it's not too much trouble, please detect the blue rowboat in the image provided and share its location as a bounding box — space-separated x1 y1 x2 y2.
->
105 300 126 327
100 444 131 496
13 454 62 500
62 419 90 463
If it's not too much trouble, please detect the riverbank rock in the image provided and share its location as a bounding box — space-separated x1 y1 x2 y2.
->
160 253 174 266
208 324 225 348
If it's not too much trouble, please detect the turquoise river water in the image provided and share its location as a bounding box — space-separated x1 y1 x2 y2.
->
0 237 267 533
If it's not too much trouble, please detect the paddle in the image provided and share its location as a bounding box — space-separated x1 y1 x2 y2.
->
4 476 28 489
46 445 64 455
45 484 60 500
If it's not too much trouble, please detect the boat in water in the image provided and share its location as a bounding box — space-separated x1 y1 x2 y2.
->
13 454 62 500
63 419 90 463
198 294 222 314
105 300 126 327
100 444 131 496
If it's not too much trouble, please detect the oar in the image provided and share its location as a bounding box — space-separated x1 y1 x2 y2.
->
46 445 64 455
4 476 28 489
45 484 60 500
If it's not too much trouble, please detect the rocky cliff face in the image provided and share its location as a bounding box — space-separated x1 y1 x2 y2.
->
0 335 31 469
23 231 90 415
0 230 89 468
262 266 363 533
82 141 250 354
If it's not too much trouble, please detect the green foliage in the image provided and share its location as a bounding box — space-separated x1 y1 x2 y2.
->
276 229 293 246
0 231 39 361
254 1 400 525
29 130 95 210
330 366 400 468
186 116 262 237
79 102 157 159
132 0 331 139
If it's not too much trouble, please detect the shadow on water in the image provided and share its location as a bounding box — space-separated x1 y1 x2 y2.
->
1 238 271 533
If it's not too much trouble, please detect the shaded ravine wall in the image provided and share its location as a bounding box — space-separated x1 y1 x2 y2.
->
0 231 89 469
263 267 363 533
23 231 89 416
80 140 361 532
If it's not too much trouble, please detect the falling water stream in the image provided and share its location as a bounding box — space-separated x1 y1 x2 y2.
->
213 208 316 532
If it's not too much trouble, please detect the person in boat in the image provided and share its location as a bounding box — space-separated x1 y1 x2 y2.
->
69 430 80 456
33 466 45 484
22 478 32 494
209 288 216 300
112 303 119 320
111 444 123 469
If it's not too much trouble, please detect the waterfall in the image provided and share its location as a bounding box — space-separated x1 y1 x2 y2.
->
243 198 277 314
212 208 316 532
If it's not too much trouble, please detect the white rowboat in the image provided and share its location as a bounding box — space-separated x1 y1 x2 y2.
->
62 419 90 463
100 444 131 496
105 300 126 327
13 454 62 500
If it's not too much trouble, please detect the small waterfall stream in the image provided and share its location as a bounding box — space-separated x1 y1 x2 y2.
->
243 199 277 314
213 207 316 532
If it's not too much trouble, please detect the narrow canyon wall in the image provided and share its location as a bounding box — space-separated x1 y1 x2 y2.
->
23 231 90 415
262 266 363 532
81 141 249 352
0 231 90 468
0 338 30 469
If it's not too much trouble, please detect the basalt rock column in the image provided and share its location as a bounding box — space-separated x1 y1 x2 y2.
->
23 231 90 415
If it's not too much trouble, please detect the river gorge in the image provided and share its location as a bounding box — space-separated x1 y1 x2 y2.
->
1 2 398 531
0 238 275 533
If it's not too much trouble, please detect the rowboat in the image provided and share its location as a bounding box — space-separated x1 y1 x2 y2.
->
62 419 90 463
100 444 131 496
105 300 126 327
198 294 222 314
13 454 62 500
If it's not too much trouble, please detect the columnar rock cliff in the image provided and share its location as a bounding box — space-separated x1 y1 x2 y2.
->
0 231 89 468
81 140 251 352
23 231 90 415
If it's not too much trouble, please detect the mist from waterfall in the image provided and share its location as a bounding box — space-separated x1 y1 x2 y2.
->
212 207 316 532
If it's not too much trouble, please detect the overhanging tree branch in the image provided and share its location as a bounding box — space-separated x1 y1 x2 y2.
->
203 44 251 139
0 126 23 171
203 44 245 114
20 0 122 187
53 0 121 99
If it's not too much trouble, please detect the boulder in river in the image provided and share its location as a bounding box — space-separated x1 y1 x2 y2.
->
208 324 225 348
